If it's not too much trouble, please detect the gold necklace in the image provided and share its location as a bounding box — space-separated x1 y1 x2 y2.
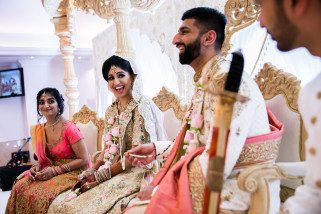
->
117 99 132 113
47 116 61 132
117 102 127 112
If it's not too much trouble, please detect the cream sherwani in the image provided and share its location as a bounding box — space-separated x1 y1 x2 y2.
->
154 55 280 213
282 72 321 213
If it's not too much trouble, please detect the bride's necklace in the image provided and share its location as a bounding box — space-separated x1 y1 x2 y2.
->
117 102 127 113
47 116 61 132
117 99 133 113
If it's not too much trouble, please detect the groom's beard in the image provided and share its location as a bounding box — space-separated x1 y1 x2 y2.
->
178 36 201 65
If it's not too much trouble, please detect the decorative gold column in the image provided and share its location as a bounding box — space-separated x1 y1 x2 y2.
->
42 0 80 118
113 0 134 58
74 0 165 58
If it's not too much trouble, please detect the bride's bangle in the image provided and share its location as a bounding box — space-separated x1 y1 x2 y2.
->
94 167 111 183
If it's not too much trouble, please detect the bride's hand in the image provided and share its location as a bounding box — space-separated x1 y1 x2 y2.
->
79 180 98 193
78 168 96 181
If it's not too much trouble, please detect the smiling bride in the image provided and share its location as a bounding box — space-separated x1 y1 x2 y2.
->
48 55 167 213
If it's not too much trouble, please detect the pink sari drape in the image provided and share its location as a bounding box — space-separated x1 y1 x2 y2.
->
6 122 83 214
145 109 283 213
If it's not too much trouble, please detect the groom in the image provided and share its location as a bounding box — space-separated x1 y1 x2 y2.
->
126 6 282 213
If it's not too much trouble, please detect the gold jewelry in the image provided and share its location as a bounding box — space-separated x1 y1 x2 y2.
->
47 116 61 131
117 98 133 113
194 69 202 82
109 65 117 73
117 102 126 112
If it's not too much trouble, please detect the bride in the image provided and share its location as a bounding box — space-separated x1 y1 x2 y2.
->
48 55 167 213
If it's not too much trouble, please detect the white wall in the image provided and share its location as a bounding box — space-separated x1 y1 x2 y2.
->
0 54 96 143
0 96 28 142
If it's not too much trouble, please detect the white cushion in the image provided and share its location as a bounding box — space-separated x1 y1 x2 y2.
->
76 121 98 156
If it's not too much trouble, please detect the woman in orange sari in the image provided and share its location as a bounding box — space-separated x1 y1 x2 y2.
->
6 87 90 214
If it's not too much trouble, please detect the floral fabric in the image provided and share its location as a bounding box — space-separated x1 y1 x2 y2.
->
49 99 153 213
48 167 145 214
6 122 82 214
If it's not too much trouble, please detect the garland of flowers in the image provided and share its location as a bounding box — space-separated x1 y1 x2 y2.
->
182 57 223 156
182 83 204 156
99 114 121 171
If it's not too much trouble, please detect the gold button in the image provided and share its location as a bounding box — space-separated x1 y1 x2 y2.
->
317 92 321 99
223 194 231 201
309 147 316 156
311 116 317 124
316 180 321 188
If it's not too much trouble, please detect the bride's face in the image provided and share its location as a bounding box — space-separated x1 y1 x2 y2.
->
107 66 134 99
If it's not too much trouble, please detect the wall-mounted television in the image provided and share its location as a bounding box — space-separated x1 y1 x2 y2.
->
0 68 25 99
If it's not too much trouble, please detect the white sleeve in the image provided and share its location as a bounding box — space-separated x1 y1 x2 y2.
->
199 75 270 178
154 140 173 161
282 185 321 214
148 98 168 141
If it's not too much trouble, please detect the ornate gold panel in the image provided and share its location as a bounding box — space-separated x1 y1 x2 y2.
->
255 63 301 113
152 86 187 121
222 0 260 55
72 105 105 151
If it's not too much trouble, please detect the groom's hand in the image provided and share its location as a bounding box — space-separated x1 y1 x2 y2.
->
125 143 156 166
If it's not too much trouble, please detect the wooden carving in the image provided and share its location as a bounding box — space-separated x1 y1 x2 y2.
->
222 0 260 54
238 164 283 214
152 86 187 121
255 63 301 113
72 105 105 151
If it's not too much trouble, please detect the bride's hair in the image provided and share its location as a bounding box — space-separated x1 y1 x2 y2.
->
102 55 134 82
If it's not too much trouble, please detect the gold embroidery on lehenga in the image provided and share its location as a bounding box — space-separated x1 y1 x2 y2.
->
48 101 150 213
188 156 205 214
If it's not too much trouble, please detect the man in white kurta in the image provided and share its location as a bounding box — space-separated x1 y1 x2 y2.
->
148 55 280 213
126 7 282 213
256 0 321 213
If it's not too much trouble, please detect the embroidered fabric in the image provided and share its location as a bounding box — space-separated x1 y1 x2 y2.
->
117 55 167 142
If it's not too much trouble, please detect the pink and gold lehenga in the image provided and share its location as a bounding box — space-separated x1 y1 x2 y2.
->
6 121 84 214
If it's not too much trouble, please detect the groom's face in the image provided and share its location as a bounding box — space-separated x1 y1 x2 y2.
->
172 19 202 65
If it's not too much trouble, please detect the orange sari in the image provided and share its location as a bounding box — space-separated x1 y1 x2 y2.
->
6 122 83 214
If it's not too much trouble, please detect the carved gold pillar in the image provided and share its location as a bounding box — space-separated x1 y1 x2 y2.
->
74 0 165 59
43 0 79 118
113 0 135 58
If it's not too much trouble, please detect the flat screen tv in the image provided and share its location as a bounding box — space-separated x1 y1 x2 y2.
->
0 68 25 99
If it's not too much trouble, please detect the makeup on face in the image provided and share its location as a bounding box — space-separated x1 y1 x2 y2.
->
38 94 59 116
107 66 133 98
